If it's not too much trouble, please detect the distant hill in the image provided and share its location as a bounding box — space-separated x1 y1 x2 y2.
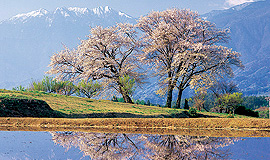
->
203 1 270 95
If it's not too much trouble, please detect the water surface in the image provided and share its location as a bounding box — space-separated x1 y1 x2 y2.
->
0 131 269 159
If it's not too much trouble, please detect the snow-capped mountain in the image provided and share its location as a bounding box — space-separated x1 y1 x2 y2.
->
0 6 136 88
4 6 133 25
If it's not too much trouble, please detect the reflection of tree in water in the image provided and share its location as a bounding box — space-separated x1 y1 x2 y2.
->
140 135 239 160
51 132 140 160
50 132 239 160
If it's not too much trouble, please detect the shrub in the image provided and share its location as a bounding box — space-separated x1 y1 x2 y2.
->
12 85 26 91
235 106 259 117
118 97 125 103
112 96 118 102
188 108 198 117
28 76 77 96
258 110 269 118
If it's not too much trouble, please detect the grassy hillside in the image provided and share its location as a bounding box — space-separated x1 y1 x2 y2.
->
0 89 253 118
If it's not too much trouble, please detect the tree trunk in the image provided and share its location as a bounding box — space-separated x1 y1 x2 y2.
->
119 87 133 104
176 88 183 109
117 80 133 104
202 104 209 112
166 86 173 108
123 94 133 103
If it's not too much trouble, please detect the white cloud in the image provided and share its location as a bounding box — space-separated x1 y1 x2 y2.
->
224 0 254 8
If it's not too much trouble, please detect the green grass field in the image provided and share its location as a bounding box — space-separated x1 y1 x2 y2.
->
0 89 254 118
1 89 270 137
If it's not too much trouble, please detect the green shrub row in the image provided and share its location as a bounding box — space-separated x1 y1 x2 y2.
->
12 76 102 98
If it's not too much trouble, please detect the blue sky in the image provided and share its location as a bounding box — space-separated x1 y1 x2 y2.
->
0 0 256 21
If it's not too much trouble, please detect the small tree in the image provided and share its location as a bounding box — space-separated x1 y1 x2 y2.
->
61 81 77 96
29 76 55 92
146 100 151 106
52 80 65 94
219 92 243 115
209 81 239 99
76 80 102 98
192 89 206 111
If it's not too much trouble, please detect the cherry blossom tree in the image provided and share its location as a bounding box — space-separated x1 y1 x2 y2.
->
137 9 243 108
47 23 144 103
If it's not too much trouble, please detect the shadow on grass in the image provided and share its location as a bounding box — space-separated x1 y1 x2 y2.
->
0 98 66 118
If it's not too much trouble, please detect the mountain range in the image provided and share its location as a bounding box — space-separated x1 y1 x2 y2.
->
0 2 270 104
203 0 270 95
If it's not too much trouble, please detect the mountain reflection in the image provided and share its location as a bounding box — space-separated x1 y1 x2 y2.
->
50 131 239 160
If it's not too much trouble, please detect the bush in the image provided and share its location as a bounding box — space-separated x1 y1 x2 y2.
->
227 114 234 118
235 106 259 117
12 85 26 91
118 97 125 103
188 108 198 117
112 96 118 102
258 110 269 118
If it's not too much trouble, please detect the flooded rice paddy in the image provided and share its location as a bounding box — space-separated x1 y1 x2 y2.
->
0 131 269 159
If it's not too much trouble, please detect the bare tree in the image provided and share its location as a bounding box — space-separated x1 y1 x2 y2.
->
137 9 243 108
47 23 144 103
209 80 239 99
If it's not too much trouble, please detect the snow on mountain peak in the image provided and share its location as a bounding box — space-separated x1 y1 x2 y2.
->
68 7 89 15
10 8 48 21
54 7 70 17
104 6 112 13
5 6 133 25
119 11 131 18
92 6 113 15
